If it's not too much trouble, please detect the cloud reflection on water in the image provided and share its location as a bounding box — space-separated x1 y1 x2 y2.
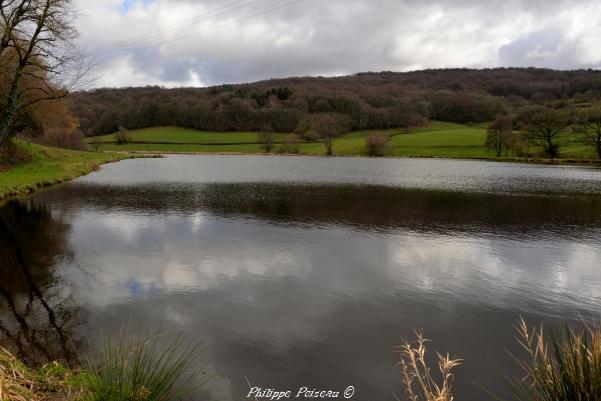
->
5 156 601 401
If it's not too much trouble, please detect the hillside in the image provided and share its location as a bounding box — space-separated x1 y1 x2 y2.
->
70 68 601 137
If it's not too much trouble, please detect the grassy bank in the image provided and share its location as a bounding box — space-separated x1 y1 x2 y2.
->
0 347 85 401
0 140 133 201
0 328 202 401
88 122 600 161
4 319 601 401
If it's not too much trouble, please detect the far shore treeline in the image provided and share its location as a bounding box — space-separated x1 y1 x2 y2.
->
68 68 601 136
4 67 601 160
4 63 601 160
38 67 601 160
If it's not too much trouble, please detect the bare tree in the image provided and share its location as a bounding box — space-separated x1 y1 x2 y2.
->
522 109 569 158
311 113 348 156
486 114 513 157
281 133 300 154
0 1 30 57
0 0 85 148
575 106 601 159
258 125 275 153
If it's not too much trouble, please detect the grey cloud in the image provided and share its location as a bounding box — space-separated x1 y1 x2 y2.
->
79 0 601 87
132 48 199 82
498 29 585 69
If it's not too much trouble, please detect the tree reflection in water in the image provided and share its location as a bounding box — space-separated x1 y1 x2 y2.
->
0 200 81 366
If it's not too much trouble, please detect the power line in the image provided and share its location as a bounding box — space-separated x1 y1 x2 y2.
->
93 0 307 65
87 0 266 57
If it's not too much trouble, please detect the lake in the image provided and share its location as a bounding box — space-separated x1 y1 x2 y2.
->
2 155 601 401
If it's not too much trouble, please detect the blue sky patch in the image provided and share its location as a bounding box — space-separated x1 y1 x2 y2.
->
120 0 151 14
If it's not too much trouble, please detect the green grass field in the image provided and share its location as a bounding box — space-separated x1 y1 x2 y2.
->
91 127 290 145
0 140 132 200
87 122 599 160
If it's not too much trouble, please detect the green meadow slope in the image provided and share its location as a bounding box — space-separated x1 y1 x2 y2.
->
88 121 598 160
0 140 131 200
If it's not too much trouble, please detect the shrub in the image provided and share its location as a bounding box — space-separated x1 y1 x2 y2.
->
17 128 88 151
114 128 132 145
0 140 33 169
40 129 88 151
302 130 319 142
365 133 393 156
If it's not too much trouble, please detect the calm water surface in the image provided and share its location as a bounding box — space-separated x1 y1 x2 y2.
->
2 155 601 401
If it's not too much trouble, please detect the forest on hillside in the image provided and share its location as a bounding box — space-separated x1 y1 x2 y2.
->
68 68 601 137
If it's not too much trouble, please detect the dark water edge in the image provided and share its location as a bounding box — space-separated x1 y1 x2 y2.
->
2 155 601 400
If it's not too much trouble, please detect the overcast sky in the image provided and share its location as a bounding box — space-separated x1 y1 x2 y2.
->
75 0 601 88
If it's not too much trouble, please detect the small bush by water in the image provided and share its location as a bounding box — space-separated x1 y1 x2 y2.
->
114 128 133 145
0 141 32 170
365 133 393 156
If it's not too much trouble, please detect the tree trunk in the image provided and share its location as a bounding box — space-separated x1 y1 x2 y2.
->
0 71 23 148
546 137 554 158
324 137 333 155
496 131 502 157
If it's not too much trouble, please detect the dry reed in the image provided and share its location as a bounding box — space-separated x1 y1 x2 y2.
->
396 332 462 401
511 317 601 401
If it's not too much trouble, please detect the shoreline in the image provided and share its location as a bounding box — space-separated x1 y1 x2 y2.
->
0 156 126 203
2 147 600 205
0 142 149 203
111 150 601 167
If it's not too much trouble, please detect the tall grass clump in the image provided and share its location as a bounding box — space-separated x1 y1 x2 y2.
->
396 332 462 401
83 327 204 401
511 318 601 401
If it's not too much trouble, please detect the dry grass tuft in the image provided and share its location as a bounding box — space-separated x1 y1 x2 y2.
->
0 347 39 401
512 317 601 401
0 347 82 401
396 332 462 401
